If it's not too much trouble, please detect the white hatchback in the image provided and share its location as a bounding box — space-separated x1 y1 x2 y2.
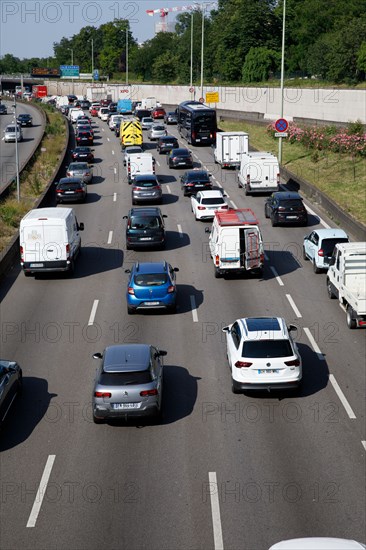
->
269 538 366 549
191 190 229 220
222 317 302 393
303 228 349 273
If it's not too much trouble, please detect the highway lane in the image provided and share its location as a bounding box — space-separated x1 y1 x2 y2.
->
0 110 365 549
0 100 45 194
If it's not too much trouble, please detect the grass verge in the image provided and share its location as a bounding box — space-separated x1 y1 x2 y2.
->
220 120 366 225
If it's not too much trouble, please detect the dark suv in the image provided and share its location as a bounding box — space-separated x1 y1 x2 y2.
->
180 170 213 196
157 135 179 154
264 192 308 226
124 207 167 250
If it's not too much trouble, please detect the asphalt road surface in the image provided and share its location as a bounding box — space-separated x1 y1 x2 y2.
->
0 110 365 550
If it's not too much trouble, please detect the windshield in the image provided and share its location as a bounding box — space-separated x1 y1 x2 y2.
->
130 216 161 229
242 340 293 358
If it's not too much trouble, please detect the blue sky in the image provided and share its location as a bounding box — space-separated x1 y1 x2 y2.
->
1 1 206 59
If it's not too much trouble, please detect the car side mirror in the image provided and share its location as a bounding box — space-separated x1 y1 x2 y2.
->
173 267 179 272
78 222 84 231
125 269 131 273
162 214 167 218
288 324 298 333
205 227 211 233
123 215 128 219
157 350 167 357
93 352 102 359
222 326 229 333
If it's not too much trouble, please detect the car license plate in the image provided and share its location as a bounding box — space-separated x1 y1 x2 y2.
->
139 237 152 241
112 403 140 410
286 215 297 219
178 162 185 165
30 263 44 267
146 302 159 306
65 191 75 194
141 193 153 196
258 369 279 374
166 143 173 147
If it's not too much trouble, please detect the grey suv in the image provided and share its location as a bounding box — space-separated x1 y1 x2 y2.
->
92 344 167 423
131 174 162 205
124 207 167 250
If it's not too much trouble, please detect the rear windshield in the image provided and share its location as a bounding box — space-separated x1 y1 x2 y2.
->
174 149 190 156
242 340 293 358
202 198 225 205
100 370 152 385
322 238 348 255
70 163 87 169
187 172 209 182
59 182 82 190
134 181 158 188
134 273 168 286
279 200 304 208
153 126 165 131
130 216 161 229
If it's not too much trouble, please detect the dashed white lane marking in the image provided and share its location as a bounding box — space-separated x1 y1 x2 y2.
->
112 150 115 155
26 455 56 528
107 231 113 244
208 472 224 550
193 153 199 159
166 185 171 194
230 200 238 209
114 167 117 175
88 300 99 326
107 137 110 142
303 327 324 360
286 294 302 318
177 224 183 237
270 266 284 286
190 295 198 322
362 441 366 451
305 204 331 229
113 192 117 202
329 374 356 419
156 160 160 167
101 128 105 132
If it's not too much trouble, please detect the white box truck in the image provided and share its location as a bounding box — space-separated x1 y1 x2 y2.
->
238 152 280 195
326 242 366 329
20 207 84 276
126 152 155 184
205 208 264 278
213 131 249 168
140 97 157 110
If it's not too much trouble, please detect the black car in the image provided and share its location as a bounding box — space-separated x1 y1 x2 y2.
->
16 113 32 126
71 146 94 163
55 177 87 203
167 148 194 169
164 111 177 124
115 121 121 137
75 130 93 145
0 104 8 115
135 109 152 121
80 100 91 110
264 192 308 226
0 360 22 427
68 94 78 104
108 102 117 112
157 135 179 154
180 170 213 196
60 105 70 116
123 207 167 250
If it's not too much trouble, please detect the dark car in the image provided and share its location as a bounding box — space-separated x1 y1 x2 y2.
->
80 100 91 110
108 102 117 112
60 105 70 116
68 94 78 104
0 104 8 115
164 111 177 124
152 107 166 119
55 177 87 203
71 146 94 163
16 113 33 126
131 174 162 205
75 130 93 146
115 121 121 137
157 136 179 154
123 207 167 250
0 360 22 427
167 148 194 169
180 169 213 196
264 192 308 226
134 109 153 121
91 344 166 423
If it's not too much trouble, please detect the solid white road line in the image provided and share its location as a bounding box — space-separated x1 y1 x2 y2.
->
362 441 366 451
88 300 99 326
177 224 183 238
166 185 171 194
190 295 198 322
113 192 117 202
270 266 284 286
230 200 238 209
286 294 302 318
208 472 224 550
305 204 331 229
107 231 113 244
303 327 325 360
329 374 356 419
26 455 56 528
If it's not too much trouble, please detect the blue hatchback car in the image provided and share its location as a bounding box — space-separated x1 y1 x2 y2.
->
125 261 179 314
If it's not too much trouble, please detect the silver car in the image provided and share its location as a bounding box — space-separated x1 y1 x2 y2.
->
148 124 167 141
66 162 93 183
4 124 23 143
132 174 162 205
141 117 154 130
123 145 143 166
92 344 166 423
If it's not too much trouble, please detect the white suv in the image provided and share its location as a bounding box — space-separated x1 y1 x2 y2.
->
222 317 302 393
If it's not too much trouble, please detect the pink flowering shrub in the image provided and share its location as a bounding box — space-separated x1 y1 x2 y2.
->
266 122 366 157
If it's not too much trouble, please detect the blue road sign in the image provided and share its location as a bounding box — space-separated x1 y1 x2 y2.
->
60 65 80 77
93 69 99 81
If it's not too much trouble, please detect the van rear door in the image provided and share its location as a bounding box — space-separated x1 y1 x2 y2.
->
242 228 260 269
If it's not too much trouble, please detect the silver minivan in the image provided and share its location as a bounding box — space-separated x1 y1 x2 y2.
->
4 124 23 143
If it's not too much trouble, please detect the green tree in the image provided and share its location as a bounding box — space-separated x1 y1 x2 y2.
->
242 47 280 82
152 52 178 82
356 41 366 77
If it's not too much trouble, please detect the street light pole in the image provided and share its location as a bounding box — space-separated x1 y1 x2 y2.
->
190 10 194 93
200 4 205 100
91 39 94 82
13 98 20 202
126 27 129 85
278 0 286 164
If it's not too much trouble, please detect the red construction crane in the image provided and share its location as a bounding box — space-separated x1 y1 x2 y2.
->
146 4 199 33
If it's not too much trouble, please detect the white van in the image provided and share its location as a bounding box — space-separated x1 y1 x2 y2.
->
205 208 264 278
126 152 155 184
214 131 249 168
238 152 280 195
20 207 84 276
69 108 84 123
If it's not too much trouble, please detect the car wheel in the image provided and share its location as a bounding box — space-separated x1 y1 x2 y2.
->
303 247 309 261
346 306 357 329
231 378 240 394
245 185 250 196
327 279 336 299
68 260 75 276
214 267 222 279
168 304 177 314
132 199 136 205
24 271 32 277
313 260 321 274
271 216 277 227
126 243 132 250
127 306 135 315
17 374 23 396
264 205 269 219
93 414 104 424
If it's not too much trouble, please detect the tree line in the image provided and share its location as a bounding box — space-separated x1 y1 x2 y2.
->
1 0 365 85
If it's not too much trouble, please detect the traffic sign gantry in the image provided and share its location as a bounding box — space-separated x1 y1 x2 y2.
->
275 118 288 133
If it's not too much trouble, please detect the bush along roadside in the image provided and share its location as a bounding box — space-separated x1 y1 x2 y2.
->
0 104 67 253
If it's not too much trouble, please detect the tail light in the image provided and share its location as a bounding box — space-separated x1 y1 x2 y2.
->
56 189 62 193
140 389 158 396
277 173 280 184
20 246 24 261
192 131 196 140
318 249 324 257
187 183 194 187
278 206 285 211
66 244 70 254
235 361 252 368
167 285 175 293
94 391 111 398
198 206 206 210
246 174 250 184
215 254 220 267
260 253 264 263
284 359 300 367
66 171 71 176
76 188 84 193
128 287 135 295
220 205 229 210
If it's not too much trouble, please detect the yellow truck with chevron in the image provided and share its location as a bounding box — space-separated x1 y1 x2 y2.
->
120 118 143 149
